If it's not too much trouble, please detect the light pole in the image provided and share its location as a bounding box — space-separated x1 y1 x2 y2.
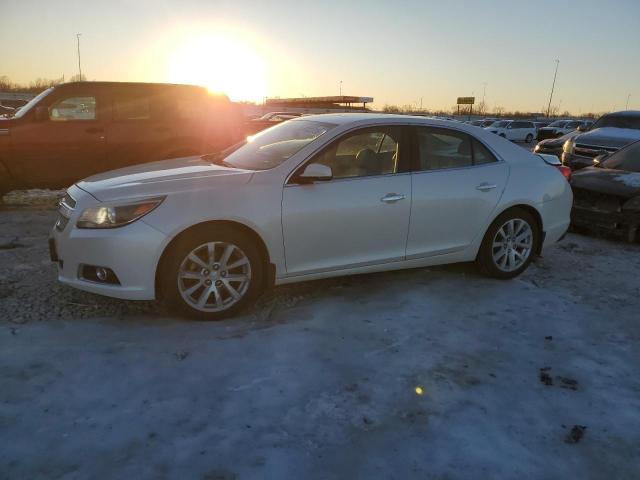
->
546 59 559 117
626 93 631 110
339 80 342 96
76 33 83 80
482 82 487 114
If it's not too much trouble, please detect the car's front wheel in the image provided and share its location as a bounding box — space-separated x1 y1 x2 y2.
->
476 208 539 279
525 133 534 143
159 227 264 320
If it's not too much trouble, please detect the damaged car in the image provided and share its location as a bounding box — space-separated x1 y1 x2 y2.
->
534 131 580 159
562 111 640 171
571 139 640 242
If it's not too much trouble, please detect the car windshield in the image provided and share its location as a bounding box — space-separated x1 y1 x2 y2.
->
12 87 54 118
548 121 567 127
206 119 336 170
593 114 640 130
601 140 640 172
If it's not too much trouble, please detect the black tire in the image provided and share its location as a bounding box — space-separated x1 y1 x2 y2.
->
476 208 540 279
525 133 534 143
159 226 264 320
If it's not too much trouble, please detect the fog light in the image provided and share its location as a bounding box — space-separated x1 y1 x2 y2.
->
79 264 120 285
96 267 108 281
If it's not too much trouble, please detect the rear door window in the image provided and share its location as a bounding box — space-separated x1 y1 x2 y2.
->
113 91 151 121
415 128 472 170
415 127 498 170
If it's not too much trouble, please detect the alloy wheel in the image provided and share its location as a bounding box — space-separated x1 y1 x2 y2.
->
491 218 533 272
177 241 252 312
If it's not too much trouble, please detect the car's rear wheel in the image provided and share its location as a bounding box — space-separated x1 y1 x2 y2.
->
525 133 534 143
477 208 539 279
159 227 264 320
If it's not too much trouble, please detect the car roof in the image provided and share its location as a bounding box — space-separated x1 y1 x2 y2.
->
291 112 481 128
603 110 640 118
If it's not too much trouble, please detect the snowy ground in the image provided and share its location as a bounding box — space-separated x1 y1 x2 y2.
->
1 195 640 479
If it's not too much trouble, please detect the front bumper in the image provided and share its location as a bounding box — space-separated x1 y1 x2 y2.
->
50 186 168 300
571 206 640 242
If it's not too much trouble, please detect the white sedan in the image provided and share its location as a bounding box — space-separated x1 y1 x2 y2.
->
50 114 572 320
485 120 537 143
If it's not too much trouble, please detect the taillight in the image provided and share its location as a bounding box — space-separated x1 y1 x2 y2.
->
556 165 571 181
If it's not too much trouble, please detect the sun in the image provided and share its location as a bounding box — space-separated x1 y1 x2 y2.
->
167 32 267 103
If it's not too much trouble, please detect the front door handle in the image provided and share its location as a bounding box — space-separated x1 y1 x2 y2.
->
476 183 497 192
381 193 406 203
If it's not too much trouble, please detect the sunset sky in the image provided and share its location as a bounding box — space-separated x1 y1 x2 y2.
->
2 0 639 113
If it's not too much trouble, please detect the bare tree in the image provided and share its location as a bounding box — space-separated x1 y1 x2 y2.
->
493 105 505 117
382 104 401 113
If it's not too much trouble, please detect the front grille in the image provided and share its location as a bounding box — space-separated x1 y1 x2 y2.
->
572 187 624 213
55 192 75 232
60 193 76 209
55 215 69 232
574 144 618 158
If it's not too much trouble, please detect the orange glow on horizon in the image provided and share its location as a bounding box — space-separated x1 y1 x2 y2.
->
166 29 267 103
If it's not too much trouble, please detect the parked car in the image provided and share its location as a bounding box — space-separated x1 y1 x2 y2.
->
537 120 591 140
49 113 572 320
254 112 303 122
0 82 244 196
0 104 15 117
570 139 640 242
534 131 580 159
562 111 640 171
485 120 537 143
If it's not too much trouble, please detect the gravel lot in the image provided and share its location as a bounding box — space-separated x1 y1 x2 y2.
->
1 192 640 479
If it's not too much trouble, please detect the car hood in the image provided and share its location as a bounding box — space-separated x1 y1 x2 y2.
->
571 166 640 199
538 131 579 147
76 156 254 202
573 127 640 149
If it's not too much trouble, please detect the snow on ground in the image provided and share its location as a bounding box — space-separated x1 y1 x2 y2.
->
1 200 639 479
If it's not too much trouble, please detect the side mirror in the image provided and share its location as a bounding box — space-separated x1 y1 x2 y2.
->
296 163 332 183
35 106 49 121
576 124 590 132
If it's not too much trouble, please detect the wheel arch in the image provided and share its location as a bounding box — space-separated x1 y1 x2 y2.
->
489 203 544 255
155 219 275 299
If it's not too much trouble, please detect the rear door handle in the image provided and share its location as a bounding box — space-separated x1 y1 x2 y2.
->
380 193 406 203
85 127 104 134
476 183 497 192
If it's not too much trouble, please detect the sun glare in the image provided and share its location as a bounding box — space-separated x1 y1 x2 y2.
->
167 32 267 103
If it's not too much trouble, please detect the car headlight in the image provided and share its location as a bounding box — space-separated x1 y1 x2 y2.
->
77 197 165 229
563 139 574 155
534 144 541 152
